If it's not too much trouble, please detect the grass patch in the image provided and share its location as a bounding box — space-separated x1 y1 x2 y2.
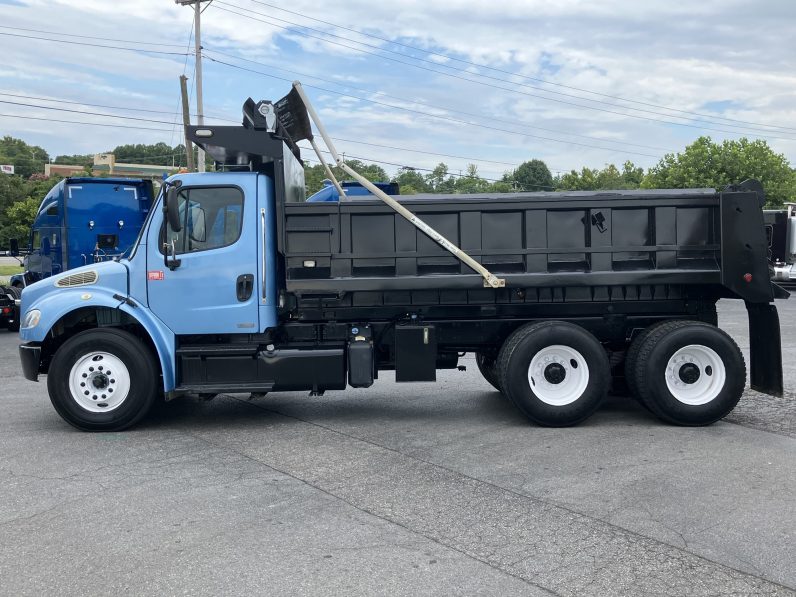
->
0 266 23 276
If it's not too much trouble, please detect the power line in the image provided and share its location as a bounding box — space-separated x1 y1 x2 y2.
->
5 17 790 137
0 91 562 170
0 92 176 115
0 31 191 56
0 24 186 47
2 109 545 186
0 92 563 172
0 113 169 132
212 1 796 139
204 47 676 154
203 54 667 158
241 0 796 134
0 99 179 125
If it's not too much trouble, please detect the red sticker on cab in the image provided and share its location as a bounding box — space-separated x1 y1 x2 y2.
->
148 271 165 281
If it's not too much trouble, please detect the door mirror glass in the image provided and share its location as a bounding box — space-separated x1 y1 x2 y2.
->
41 236 51 257
9 238 18 257
165 186 182 232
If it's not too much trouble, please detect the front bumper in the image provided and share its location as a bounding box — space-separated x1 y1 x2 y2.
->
19 343 41 382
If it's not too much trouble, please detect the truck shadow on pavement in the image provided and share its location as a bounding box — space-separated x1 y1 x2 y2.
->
138 390 662 432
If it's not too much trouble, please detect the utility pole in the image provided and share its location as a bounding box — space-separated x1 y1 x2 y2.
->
179 75 195 171
175 0 210 172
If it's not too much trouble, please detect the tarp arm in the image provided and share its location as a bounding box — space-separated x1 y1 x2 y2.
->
308 137 346 198
292 81 506 289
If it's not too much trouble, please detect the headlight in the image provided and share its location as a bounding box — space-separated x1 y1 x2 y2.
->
22 309 41 329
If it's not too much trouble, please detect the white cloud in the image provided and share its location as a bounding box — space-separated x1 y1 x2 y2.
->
0 0 794 172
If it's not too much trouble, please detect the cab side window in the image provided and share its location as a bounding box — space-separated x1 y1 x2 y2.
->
164 187 244 254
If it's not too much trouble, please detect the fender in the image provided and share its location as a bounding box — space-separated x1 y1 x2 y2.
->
19 287 177 391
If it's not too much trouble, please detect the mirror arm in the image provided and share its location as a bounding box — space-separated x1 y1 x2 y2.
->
163 239 181 271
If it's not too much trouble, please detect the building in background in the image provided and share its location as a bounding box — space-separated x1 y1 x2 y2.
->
45 163 85 177
45 154 183 180
91 154 182 180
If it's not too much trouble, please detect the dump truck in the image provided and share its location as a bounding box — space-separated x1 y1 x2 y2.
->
17 83 786 431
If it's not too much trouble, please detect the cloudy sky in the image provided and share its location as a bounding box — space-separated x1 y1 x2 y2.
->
1 0 795 180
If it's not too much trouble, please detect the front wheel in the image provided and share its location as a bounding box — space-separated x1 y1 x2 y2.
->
47 328 158 431
497 321 610 426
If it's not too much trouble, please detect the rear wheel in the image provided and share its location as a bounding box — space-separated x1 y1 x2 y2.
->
497 321 610 426
475 352 501 391
624 321 669 406
632 321 745 425
47 328 158 431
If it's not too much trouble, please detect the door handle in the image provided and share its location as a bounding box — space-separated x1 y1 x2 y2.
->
236 274 254 301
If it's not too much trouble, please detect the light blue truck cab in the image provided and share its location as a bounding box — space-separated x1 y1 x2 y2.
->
17 92 785 432
10 177 153 289
19 168 279 430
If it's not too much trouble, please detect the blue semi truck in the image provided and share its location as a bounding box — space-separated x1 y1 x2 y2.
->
9 177 153 289
17 84 785 432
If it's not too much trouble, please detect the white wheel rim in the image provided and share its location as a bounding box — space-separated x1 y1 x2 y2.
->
528 345 590 406
68 351 131 413
665 344 726 405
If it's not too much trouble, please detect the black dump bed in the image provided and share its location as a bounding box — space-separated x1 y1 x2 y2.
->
280 186 774 304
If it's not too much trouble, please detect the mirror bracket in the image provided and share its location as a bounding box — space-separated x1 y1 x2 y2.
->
163 239 181 271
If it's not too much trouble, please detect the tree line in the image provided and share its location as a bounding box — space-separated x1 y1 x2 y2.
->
303 137 795 205
1 134 794 247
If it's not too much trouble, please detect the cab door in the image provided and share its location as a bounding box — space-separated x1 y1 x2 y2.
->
146 178 259 335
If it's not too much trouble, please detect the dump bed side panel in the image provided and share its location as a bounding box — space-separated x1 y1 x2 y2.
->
283 191 726 295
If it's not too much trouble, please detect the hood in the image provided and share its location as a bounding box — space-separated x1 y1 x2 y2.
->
21 260 129 313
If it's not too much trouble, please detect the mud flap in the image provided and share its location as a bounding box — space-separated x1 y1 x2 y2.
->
746 302 783 397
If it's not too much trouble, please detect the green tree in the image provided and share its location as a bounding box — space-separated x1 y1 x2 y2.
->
505 159 554 191
0 174 62 247
1 197 39 247
425 163 451 192
54 153 94 168
454 164 491 194
392 167 430 194
0 136 50 178
302 160 389 196
642 137 795 206
556 161 644 191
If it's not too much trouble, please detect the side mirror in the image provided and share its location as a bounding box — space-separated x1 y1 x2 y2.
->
41 237 51 257
189 206 206 243
9 239 18 257
164 186 182 232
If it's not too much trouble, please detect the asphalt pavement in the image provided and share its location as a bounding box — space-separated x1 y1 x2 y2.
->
0 299 794 596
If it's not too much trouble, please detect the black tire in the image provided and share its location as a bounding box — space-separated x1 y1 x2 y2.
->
475 352 502 392
497 321 610 426
624 321 669 405
5 286 21 332
47 328 159 431
633 321 745 426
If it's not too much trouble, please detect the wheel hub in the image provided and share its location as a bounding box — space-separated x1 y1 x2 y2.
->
678 363 700 384
91 373 110 389
68 351 131 413
543 362 566 384
664 344 726 406
528 345 590 406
